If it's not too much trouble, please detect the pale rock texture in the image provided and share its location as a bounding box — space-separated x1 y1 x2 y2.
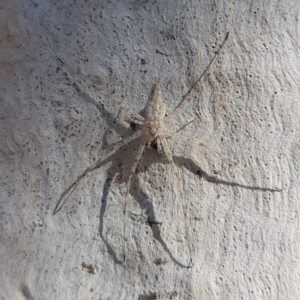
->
1 0 299 299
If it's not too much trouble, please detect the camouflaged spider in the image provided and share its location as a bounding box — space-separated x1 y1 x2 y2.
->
54 32 229 267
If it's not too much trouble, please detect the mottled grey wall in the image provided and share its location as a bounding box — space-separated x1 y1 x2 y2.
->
1 0 299 299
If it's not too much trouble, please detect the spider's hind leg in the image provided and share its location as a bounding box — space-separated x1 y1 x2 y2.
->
122 139 146 262
160 137 194 268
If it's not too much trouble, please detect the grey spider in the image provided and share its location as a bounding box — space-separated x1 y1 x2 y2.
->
54 32 230 267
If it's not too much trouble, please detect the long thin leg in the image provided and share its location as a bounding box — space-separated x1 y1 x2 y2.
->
167 32 229 122
57 58 145 124
160 137 193 267
54 130 142 215
122 139 146 261
175 117 197 134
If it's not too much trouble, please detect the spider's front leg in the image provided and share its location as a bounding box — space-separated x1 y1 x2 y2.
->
54 130 142 215
166 32 229 129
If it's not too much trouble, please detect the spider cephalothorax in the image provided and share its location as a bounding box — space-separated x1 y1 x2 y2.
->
143 82 169 152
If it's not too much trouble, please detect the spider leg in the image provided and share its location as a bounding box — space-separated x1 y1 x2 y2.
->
156 136 164 153
57 58 144 124
122 139 146 261
167 32 229 123
174 117 197 134
160 137 193 267
54 130 142 215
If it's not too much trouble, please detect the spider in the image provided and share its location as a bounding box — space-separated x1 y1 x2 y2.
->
54 32 229 267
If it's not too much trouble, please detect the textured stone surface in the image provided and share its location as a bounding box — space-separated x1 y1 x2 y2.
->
1 0 299 299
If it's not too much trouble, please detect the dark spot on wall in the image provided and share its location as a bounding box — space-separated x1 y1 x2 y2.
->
21 284 33 299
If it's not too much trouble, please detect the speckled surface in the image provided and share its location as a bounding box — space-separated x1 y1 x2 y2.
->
1 0 299 299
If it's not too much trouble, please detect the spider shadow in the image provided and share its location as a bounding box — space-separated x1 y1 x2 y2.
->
98 144 192 268
53 81 132 215
71 81 130 139
56 76 280 268
96 144 280 267
56 65 193 266
174 154 281 193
